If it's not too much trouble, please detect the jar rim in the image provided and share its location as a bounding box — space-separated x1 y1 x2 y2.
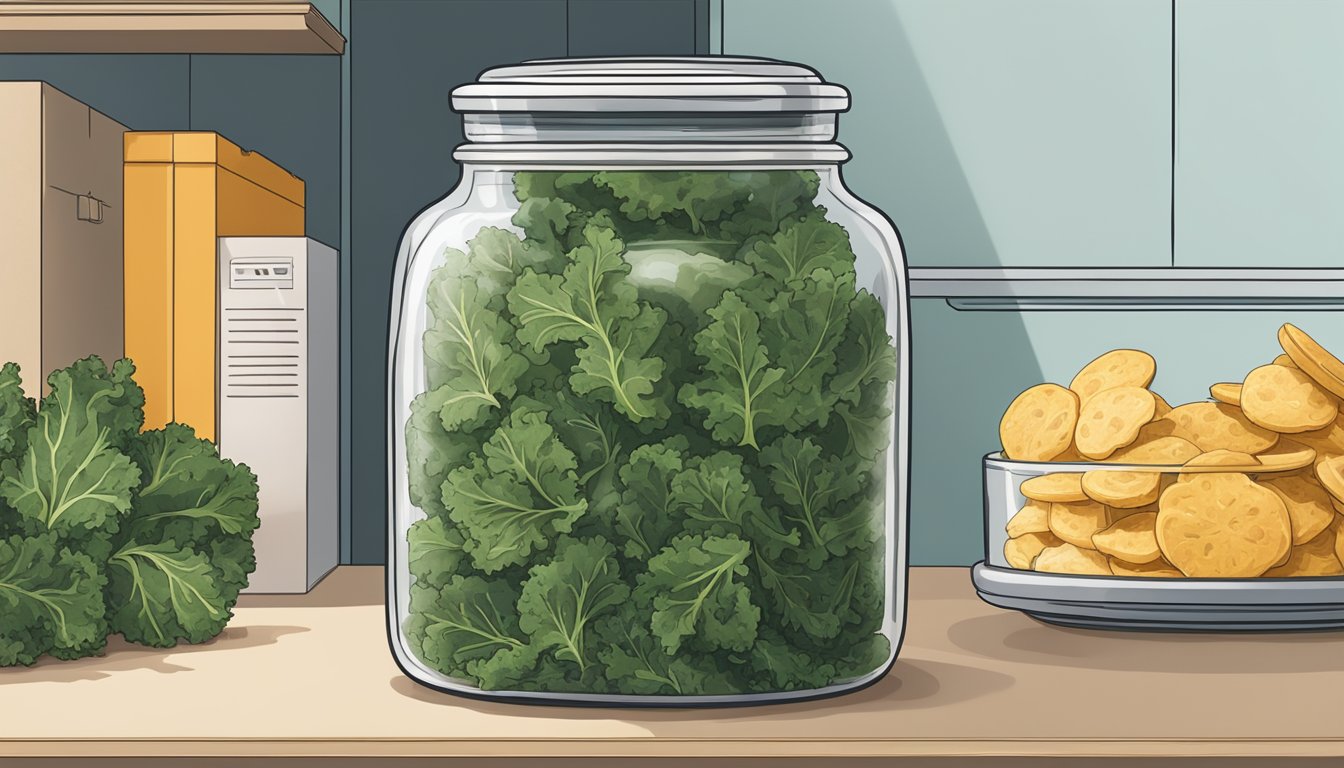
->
451 56 850 115
451 141 851 166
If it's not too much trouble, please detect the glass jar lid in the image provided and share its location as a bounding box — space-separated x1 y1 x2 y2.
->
450 57 852 165
451 56 850 114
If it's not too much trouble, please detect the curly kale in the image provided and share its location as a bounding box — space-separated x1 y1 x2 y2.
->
403 170 898 696
0 359 259 665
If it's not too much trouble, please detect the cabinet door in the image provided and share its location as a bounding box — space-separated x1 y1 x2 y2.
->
1175 1 1344 267
721 0 1172 268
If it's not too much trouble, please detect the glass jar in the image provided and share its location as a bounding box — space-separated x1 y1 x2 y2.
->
386 57 910 705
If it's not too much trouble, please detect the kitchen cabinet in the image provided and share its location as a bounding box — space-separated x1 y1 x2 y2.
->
720 0 1172 268
1174 0 1344 267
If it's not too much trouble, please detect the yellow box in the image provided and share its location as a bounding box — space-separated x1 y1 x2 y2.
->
124 131 305 441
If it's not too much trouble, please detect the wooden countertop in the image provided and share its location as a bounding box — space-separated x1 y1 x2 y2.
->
2 566 1342 765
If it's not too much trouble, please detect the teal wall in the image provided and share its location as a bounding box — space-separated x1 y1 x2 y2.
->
718 0 1173 268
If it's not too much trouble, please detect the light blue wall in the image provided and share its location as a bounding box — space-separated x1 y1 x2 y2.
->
1174 0 1344 267
719 0 1173 268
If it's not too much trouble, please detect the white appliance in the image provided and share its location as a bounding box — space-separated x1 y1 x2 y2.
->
218 237 339 593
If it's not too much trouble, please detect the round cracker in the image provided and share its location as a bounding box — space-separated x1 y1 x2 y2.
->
1315 455 1344 502
1006 500 1051 538
1069 349 1157 403
1000 383 1080 461
1185 449 1260 469
1092 511 1161 564
1081 470 1161 508
1033 542 1112 575
1241 364 1337 433
1108 557 1183 578
1255 439 1317 473
1336 519 1344 567
1279 323 1344 400
1004 531 1063 570
1075 386 1157 460
1261 474 1335 545
1048 500 1111 549
1263 528 1344 578
1106 435 1202 465
1164 401 1278 454
1156 472 1291 577
1210 383 1242 406
1020 472 1087 503
1152 393 1173 418
1295 412 1344 457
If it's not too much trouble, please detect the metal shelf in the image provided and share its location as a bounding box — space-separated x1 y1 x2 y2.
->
908 268 1344 310
0 2 345 55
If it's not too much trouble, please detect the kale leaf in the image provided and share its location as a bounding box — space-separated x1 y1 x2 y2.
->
509 224 670 423
444 403 587 573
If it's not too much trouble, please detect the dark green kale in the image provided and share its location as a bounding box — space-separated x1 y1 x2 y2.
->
0 358 260 665
403 170 899 696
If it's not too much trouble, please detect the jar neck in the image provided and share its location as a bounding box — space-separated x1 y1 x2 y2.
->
462 112 838 143
452 141 849 167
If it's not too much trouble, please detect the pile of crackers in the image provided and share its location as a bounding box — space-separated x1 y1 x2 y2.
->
996 323 1344 578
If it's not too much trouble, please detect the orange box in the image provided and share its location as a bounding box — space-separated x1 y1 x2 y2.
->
124 131 304 441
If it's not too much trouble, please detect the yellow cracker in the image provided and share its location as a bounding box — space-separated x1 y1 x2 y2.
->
1185 449 1260 469
1210 383 1242 406
1264 528 1344 578
1241 364 1337 433
1000 383 1080 461
1020 472 1087 503
1156 472 1291 577
1033 542 1112 575
1081 470 1161 508
1107 435 1202 465
1006 500 1051 538
1092 511 1161 564
1069 349 1157 403
1274 354 1299 369
1295 412 1344 458
1261 474 1335 545
1315 455 1344 502
1279 323 1344 400
1336 518 1344 566
1004 531 1063 570
1254 439 1317 473
1048 500 1111 549
1108 557 1183 578
1074 386 1157 460
1152 393 1173 418
1164 401 1279 454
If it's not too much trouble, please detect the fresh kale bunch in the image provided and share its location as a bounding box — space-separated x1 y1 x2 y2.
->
0 358 259 666
404 170 897 696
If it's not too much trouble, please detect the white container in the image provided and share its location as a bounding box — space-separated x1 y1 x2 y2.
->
387 57 910 705
218 236 339 593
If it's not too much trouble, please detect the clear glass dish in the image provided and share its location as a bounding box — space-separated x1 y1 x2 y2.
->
976 449 1344 631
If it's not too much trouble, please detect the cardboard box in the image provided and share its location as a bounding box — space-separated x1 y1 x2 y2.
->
0 82 128 395
124 131 305 442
